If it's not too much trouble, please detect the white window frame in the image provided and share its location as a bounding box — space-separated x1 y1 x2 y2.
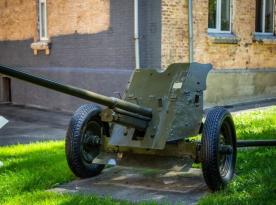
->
255 0 275 35
208 0 232 34
38 0 48 41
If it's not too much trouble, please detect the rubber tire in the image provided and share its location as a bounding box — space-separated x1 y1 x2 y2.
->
65 104 106 178
201 107 237 191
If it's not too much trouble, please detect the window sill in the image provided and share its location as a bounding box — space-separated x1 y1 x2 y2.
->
253 34 276 44
30 40 51 55
208 33 240 44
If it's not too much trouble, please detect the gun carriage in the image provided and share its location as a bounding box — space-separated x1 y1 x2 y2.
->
0 63 242 191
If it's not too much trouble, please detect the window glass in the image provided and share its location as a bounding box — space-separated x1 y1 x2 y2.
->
221 0 231 31
208 0 217 29
265 0 274 33
255 0 263 32
208 0 231 32
256 0 274 33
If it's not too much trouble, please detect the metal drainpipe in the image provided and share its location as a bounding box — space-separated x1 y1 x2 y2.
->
188 0 194 63
134 0 140 69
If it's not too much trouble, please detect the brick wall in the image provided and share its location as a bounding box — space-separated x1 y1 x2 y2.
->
0 0 110 41
161 0 189 69
139 0 162 68
0 0 36 41
161 0 276 69
0 0 161 110
193 0 276 69
3 0 275 70
0 0 161 69
47 0 110 38
1 0 276 110
0 0 135 69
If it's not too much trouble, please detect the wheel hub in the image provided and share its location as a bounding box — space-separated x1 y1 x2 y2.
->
81 121 102 164
218 134 233 178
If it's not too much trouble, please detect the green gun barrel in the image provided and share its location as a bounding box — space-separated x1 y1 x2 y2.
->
0 64 152 118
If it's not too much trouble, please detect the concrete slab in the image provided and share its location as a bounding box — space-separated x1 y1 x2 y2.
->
51 166 208 205
0 103 71 146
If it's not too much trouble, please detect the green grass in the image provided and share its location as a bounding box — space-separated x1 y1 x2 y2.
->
0 106 275 205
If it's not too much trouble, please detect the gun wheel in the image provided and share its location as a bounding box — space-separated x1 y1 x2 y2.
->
201 107 237 191
65 104 108 178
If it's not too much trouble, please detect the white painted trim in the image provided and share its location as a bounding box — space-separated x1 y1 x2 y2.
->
208 29 231 34
254 32 274 35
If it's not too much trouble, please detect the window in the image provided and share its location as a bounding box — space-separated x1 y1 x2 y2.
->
256 0 274 34
208 0 231 33
38 0 48 40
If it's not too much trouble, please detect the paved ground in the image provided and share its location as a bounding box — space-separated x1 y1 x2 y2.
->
0 103 71 146
51 166 208 205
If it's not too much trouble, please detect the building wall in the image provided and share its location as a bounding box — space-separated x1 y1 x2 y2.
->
161 0 189 69
139 0 162 68
205 69 276 107
0 0 135 68
0 0 112 41
0 0 161 111
0 0 135 111
160 0 276 107
0 0 36 41
0 0 276 111
161 0 276 69
0 0 161 69
193 0 276 69
10 67 132 111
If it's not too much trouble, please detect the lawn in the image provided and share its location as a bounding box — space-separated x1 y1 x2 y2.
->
0 106 275 205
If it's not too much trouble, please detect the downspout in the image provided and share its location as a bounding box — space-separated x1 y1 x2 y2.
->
134 0 140 69
188 0 194 63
